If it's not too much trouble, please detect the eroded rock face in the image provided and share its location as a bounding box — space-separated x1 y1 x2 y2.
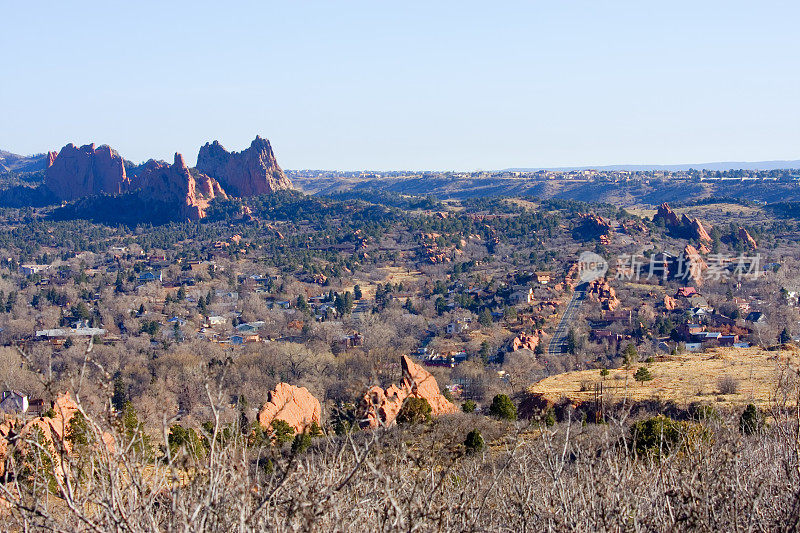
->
45 143 129 201
573 213 613 244
738 228 757 249
655 203 681 228
130 153 227 221
512 331 542 352
360 355 458 429
664 295 677 310
257 383 321 435
196 136 292 197
683 244 708 286
685 215 712 243
586 278 619 311
654 203 712 243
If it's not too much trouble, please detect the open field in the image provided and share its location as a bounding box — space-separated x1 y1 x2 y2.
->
528 346 800 409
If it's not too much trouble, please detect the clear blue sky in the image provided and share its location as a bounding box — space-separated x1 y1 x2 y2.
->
2 1 799 170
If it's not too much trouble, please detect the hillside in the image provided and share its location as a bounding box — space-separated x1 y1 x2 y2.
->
527 347 800 409
0 149 47 173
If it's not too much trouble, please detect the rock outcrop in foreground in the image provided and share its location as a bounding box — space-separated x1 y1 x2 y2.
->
360 355 458 429
196 136 292 197
0 393 113 478
130 153 227 221
45 143 129 201
258 383 321 434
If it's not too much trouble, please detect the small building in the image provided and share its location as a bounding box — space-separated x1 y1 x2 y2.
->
137 271 162 283
236 321 266 334
718 335 739 346
446 319 471 335
20 264 51 277
167 317 186 327
0 391 28 414
510 287 534 305
676 287 697 298
27 398 45 417
208 316 227 326
745 311 766 324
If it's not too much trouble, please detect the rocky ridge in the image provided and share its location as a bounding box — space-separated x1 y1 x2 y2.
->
654 203 712 243
196 136 292 197
130 153 227 221
45 143 129 201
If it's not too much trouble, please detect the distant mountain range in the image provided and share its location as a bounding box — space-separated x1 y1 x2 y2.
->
0 150 47 173
506 160 800 172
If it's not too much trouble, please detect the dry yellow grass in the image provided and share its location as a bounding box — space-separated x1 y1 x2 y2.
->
528 347 800 409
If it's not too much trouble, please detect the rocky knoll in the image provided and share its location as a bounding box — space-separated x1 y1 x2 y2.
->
654 203 712 243
257 383 322 435
511 331 542 352
573 213 613 244
586 278 619 310
130 153 227 221
45 143 129 201
196 136 292 197
360 355 458 429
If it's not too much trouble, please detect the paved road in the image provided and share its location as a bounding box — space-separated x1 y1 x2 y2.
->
547 282 588 356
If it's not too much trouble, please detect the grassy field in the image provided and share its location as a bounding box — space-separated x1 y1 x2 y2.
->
528 346 800 409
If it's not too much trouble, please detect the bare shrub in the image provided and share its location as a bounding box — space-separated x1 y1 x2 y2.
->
718 375 740 395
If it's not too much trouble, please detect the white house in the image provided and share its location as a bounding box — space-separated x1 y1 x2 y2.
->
0 391 28 414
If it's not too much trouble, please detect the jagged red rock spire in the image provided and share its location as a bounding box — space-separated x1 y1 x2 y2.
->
196 135 292 197
129 152 227 221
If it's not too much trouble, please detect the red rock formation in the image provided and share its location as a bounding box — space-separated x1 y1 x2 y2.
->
664 295 677 310
688 216 712 243
360 355 458 428
738 228 757 249
655 203 681 227
257 383 321 435
586 278 619 311
654 203 712 243
574 213 613 243
511 331 542 352
621 219 648 235
130 153 227 221
196 136 292 197
45 143 129 201
683 244 708 286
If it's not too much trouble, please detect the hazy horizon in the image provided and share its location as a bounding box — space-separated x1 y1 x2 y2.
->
3 1 799 170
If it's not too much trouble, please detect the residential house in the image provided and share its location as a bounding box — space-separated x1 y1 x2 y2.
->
236 321 265 334
0 391 28 414
27 398 45 417
676 287 697 298
208 316 227 326
137 271 162 283
745 311 766 324
510 286 534 305
20 264 51 277
446 319 472 335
